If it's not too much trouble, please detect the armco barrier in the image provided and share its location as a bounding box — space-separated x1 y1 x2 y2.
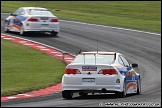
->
1 33 75 101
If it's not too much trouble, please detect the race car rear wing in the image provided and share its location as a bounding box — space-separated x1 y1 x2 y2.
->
79 52 116 65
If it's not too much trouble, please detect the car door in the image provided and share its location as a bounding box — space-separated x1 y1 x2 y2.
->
9 8 21 31
119 55 136 93
11 8 26 32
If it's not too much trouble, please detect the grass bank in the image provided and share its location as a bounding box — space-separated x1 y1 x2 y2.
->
1 1 161 33
1 39 65 96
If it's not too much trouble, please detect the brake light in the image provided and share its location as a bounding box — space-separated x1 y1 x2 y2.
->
50 19 58 22
28 18 38 22
64 68 81 75
98 69 118 75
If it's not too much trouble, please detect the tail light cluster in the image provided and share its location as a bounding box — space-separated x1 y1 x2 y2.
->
28 18 38 22
64 68 118 75
64 68 81 75
27 18 58 22
50 19 58 22
98 69 118 75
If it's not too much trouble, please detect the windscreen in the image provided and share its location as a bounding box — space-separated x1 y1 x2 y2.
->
28 9 54 16
72 54 114 65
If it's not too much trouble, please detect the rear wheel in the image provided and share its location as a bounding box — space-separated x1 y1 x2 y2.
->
62 90 73 99
116 79 126 98
51 31 58 36
4 21 9 33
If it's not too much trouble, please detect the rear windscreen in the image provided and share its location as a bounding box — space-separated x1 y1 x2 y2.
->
28 9 54 16
72 54 114 64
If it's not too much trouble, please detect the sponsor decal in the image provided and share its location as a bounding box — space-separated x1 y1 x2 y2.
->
131 69 135 74
126 71 132 76
82 66 97 71
12 24 20 31
126 82 137 92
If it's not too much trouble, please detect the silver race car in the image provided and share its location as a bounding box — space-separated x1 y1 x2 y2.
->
62 51 141 99
4 7 60 36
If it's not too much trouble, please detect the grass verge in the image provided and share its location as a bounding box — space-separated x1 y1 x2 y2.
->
1 39 65 96
1 1 161 33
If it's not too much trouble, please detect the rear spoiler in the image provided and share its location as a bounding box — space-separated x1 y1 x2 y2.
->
79 52 116 65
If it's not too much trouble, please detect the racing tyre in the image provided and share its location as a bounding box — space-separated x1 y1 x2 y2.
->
137 77 141 95
4 21 9 33
79 92 88 96
51 31 58 37
62 90 73 99
116 79 126 98
20 24 26 36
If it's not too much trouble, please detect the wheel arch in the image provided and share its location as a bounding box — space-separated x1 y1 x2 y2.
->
4 20 10 24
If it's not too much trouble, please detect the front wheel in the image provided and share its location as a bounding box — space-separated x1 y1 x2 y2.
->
62 90 73 99
116 79 126 98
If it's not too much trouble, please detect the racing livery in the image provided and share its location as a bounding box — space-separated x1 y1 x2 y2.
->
4 7 60 36
61 51 141 99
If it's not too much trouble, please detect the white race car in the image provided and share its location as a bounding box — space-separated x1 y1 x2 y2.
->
62 51 141 99
4 7 60 36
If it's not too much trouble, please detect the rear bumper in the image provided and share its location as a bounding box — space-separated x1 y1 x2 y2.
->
62 84 122 93
24 22 60 32
62 74 124 92
24 29 60 32
24 28 60 32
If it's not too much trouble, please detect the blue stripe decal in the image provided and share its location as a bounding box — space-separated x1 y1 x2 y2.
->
14 16 27 26
15 16 27 21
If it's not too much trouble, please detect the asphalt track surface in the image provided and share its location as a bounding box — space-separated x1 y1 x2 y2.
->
1 13 161 107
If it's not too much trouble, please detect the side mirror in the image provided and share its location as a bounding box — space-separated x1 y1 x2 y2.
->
132 63 138 68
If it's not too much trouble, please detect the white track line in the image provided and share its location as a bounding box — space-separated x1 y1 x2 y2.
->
60 20 161 36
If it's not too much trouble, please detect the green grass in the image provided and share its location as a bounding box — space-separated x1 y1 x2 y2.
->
1 1 161 32
1 39 65 96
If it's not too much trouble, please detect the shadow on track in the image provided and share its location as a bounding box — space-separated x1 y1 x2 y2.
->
5 32 59 38
64 93 138 100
